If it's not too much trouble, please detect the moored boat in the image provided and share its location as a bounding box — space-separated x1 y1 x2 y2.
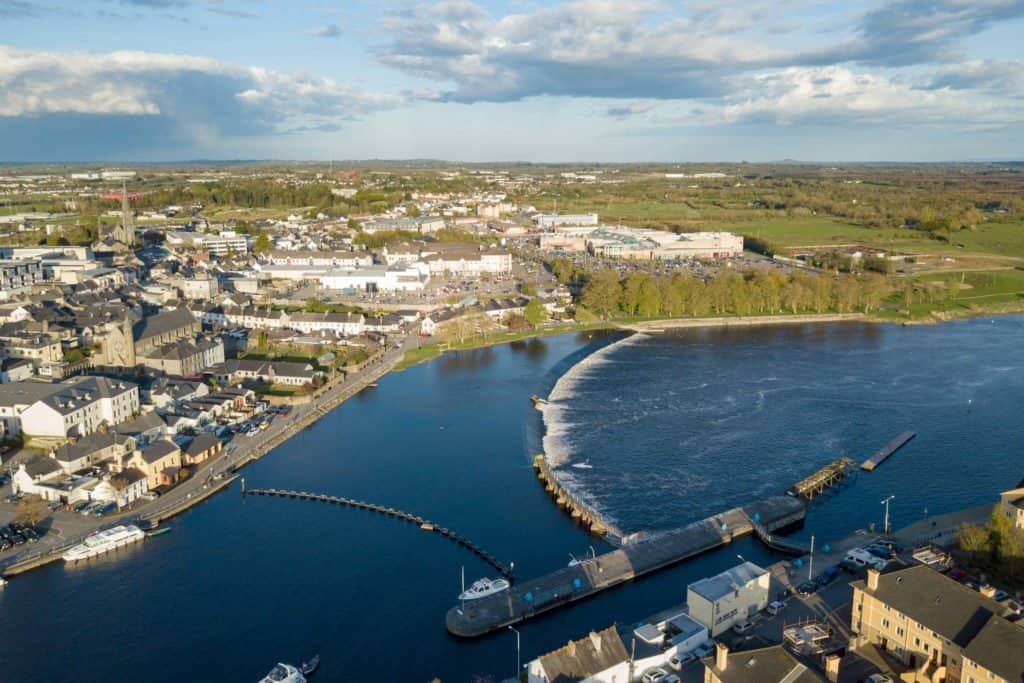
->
259 663 306 683
146 526 172 538
299 655 320 676
458 577 510 601
62 525 145 562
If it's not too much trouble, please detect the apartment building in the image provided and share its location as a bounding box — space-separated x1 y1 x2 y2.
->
850 565 1024 683
9 376 139 438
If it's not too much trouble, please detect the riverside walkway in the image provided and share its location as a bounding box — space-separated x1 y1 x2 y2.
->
445 495 805 637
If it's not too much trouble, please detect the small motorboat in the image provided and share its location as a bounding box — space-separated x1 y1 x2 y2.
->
458 577 511 601
571 460 593 469
146 526 172 538
299 655 320 676
259 663 305 683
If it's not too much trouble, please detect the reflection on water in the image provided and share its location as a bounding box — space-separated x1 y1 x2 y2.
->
435 345 498 376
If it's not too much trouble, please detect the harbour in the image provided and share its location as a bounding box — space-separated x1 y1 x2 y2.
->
861 431 917 471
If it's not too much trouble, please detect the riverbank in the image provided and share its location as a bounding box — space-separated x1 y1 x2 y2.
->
0 346 402 579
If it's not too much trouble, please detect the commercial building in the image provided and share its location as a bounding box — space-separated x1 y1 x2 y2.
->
850 565 1024 683
586 227 743 260
320 263 430 293
687 561 770 636
421 243 512 277
535 213 599 229
361 216 445 234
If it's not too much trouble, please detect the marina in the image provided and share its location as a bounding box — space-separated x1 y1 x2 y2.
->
861 431 917 471
445 495 806 637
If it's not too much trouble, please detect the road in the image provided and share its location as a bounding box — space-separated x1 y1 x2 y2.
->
0 341 406 575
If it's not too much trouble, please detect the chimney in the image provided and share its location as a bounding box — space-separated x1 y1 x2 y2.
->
867 568 880 591
715 642 729 672
825 654 841 683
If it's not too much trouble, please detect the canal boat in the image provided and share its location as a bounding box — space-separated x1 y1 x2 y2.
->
62 525 145 562
458 577 510 601
146 526 172 538
299 655 320 676
259 663 306 683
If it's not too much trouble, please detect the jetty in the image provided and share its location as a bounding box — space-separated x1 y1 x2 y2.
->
788 457 856 499
861 432 916 472
533 454 610 536
445 495 805 637
242 486 512 579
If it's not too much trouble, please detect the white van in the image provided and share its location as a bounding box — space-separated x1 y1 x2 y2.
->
845 548 888 570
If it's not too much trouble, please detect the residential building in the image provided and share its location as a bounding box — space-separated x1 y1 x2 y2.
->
91 468 148 508
4 376 139 438
998 485 1024 529
1 357 34 383
687 562 770 636
0 258 43 298
205 359 319 386
703 643 831 683
11 453 63 497
137 337 225 377
361 216 445 234
122 439 182 489
51 430 137 473
526 626 630 683
182 432 222 465
110 411 167 446
850 565 1024 683
165 231 248 256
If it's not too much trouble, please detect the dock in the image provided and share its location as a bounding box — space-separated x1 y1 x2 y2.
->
445 495 805 637
242 486 512 579
787 457 856 499
861 432 916 471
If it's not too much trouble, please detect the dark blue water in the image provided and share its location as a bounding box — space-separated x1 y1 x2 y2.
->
0 318 1021 682
542 318 1024 540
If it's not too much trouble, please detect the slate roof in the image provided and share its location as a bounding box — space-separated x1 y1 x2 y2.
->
138 439 180 464
703 645 826 683
536 625 629 683
133 307 197 342
52 431 132 463
23 453 62 478
111 411 166 437
184 432 219 458
961 612 1024 680
852 565 1010 648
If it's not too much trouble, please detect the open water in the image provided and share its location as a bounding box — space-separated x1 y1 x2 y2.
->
0 317 1021 682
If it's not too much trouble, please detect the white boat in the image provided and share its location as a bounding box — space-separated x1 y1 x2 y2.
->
259 663 306 683
62 525 145 562
571 460 593 469
458 577 510 601
0 577 7 589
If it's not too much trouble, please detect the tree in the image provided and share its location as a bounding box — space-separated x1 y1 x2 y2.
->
524 299 547 325
253 232 272 254
550 257 575 284
16 496 48 525
957 522 989 555
580 270 622 317
520 281 538 297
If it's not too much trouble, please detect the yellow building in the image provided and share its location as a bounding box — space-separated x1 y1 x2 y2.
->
997 486 1024 529
850 565 1024 683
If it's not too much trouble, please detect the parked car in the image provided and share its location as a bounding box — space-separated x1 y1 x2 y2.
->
93 502 117 516
668 651 695 671
815 566 840 586
642 668 670 683
766 600 786 616
797 581 819 597
140 491 160 501
693 643 714 658
864 675 894 683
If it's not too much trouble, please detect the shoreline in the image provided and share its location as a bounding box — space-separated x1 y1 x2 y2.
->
1 347 402 579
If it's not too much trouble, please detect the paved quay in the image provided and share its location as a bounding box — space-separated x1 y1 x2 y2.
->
446 496 805 637
0 343 405 577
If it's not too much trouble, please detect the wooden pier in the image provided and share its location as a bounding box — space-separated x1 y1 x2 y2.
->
788 457 856 499
242 487 512 579
533 454 610 537
445 495 805 637
861 432 916 472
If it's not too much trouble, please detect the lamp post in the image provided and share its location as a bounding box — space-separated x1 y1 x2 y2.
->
881 495 896 536
508 625 521 681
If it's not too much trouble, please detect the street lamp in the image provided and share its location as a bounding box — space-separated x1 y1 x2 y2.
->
508 625 521 681
881 495 896 536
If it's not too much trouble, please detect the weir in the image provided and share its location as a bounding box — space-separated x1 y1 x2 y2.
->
445 495 805 637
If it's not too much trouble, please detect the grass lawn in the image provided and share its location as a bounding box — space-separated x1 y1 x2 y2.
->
876 268 1024 320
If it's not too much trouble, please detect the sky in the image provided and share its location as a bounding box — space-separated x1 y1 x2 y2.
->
0 0 1023 162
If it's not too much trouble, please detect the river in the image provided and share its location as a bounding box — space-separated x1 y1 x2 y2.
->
0 318 1021 682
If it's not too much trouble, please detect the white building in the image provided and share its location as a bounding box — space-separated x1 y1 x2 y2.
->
7 376 139 438
166 231 248 256
320 263 430 293
687 561 770 636
536 213 599 229
361 216 446 234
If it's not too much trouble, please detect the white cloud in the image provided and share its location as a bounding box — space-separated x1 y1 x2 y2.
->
718 66 1022 126
0 44 403 132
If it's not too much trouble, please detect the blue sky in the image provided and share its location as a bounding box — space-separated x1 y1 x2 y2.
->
1 0 1022 162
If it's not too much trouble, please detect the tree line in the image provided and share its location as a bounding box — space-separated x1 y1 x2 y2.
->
576 268 891 319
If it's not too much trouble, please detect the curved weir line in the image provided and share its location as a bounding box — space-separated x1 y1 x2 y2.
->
243 488 512 579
